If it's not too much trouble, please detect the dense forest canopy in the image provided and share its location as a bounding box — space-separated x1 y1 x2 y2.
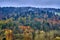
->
0 7 60 31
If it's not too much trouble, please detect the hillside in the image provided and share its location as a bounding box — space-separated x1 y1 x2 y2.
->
0 7 60 31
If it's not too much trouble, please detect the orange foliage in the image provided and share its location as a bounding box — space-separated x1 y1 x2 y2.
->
19 26 31 31
5 29 13 40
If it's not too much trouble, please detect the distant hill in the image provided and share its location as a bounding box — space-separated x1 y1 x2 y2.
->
0 7 60 20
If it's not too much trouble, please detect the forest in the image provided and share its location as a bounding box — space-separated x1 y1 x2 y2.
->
0 7 60 40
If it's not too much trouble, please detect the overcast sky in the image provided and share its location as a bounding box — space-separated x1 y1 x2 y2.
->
0 0 60 8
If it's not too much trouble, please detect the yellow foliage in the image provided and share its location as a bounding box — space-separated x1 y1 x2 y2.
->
5 29 13 40
54 37 60 40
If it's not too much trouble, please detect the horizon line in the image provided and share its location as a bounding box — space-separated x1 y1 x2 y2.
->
0 6 60 9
